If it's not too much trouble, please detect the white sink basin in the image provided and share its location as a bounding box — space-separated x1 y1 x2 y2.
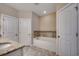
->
0 42 12 50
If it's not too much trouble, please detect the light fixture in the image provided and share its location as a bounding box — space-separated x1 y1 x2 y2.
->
43 10 47 14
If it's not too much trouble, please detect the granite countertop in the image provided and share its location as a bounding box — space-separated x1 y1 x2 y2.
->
0 38 25 55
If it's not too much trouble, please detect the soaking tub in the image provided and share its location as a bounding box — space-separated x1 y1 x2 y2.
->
33 37 56 52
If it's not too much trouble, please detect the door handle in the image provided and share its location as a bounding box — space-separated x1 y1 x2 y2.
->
0 34 2 37
58 35 60 38
16 34 18 36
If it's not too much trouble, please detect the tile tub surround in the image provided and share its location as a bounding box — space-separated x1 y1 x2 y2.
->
23 46 56 56
33 31 56 38
0 38 25 55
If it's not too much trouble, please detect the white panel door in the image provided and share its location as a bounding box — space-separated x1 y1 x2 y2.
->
78 4 79 55
1 15 19 42
57 4 77 56
19 18 32 46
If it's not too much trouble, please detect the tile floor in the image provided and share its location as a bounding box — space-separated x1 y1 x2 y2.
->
23 46 56 56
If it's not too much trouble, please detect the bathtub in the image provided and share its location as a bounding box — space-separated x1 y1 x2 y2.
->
33 37 56 52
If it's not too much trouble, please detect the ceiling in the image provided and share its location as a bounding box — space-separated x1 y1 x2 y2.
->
5 3 56 16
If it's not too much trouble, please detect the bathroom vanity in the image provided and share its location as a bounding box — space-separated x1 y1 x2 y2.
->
0 38 25 56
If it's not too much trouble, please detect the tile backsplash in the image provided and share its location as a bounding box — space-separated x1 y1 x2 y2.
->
33 31 56 38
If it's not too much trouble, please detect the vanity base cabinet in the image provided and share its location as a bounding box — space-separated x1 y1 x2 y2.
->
4 48 23 56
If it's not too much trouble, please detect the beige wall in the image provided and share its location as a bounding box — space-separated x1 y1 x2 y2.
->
40 12 56 31
32 12 40 31
36 3 67 31
0 4 18 17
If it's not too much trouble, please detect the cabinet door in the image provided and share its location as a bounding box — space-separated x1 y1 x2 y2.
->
57 4 77 56
5 49 22 56
1 15 19 42
19 18 32 46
